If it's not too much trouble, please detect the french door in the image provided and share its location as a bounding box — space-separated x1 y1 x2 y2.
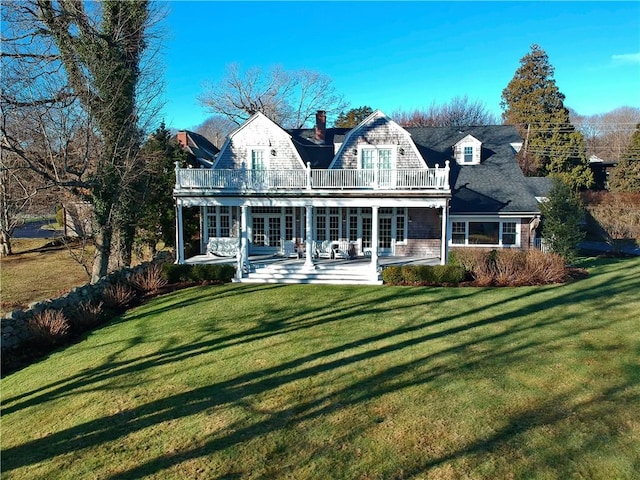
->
252 216 281 250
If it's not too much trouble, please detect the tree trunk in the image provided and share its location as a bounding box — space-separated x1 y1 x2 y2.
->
0 230 12 256
91 225 112 283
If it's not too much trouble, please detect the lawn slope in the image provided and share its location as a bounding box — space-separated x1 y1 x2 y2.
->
2 257 639 479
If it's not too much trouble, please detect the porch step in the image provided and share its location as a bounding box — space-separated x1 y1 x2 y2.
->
234 263 383 285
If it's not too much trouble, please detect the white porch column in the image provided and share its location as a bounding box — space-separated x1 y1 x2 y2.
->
440 202 448 265
237 205 249 279
304 204 315 269
371 205 379 273
175 202 184 264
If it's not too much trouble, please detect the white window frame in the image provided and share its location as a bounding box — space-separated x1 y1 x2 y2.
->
448 217 521 247
249 148 268 170
357 145 396 170
464 146 473 163
454 135 482 165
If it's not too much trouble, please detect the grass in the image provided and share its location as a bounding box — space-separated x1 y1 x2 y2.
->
0 239 92 314
1 256 639 479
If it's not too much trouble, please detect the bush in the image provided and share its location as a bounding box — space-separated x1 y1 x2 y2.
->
494 250 527 286
101 283 137 311
447 248 569 286
400 265 421 284
382 266 403 285
27 309 70 346
162 263 192 284
128 264 168 293
67 300 105 331
383 264 466 286
525 249 568 284
431 265 466 284
162 263 236 284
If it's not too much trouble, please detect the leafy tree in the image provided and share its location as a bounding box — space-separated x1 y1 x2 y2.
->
135 122 186 256
335 106 374 128
609 123 640 192
540 178 586 263
199 63 347 128
501 44 593 188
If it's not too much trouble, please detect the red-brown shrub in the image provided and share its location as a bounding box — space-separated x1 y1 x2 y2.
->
494 250 528 286
128 264 167 294
68 300 105 330
27 309 70 346
101 283 137 311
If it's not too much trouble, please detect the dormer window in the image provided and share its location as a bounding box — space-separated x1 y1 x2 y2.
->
464 146 473 163
454 135 482 165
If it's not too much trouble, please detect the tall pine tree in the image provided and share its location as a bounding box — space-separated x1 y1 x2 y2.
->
501 44 593 189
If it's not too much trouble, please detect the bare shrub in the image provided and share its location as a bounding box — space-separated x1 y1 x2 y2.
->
494 250 527 286
582 191 640 242
453 249 495 286
525 249 568 284
128 264 167 294
67 300 104 330
27 309 70 346
101 283 137 311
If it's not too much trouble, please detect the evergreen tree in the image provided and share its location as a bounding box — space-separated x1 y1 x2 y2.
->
335 106 374 128
136 122 186 255
540 178 586 263
609 123 640 192
501 44 593 189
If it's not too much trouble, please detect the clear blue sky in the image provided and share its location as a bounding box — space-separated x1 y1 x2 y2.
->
160 1 640 130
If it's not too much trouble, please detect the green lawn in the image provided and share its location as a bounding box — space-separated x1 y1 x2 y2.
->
2 257 639 479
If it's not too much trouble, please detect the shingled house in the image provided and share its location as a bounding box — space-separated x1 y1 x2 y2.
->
173 110 549 283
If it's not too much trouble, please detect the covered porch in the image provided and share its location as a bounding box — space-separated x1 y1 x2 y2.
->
184 253 441 285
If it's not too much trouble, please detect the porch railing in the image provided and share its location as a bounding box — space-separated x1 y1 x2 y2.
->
175 162 450 192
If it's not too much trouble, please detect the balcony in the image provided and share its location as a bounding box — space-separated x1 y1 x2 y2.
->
175 163 450 194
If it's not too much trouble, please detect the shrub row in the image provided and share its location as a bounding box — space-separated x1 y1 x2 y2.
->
448 248 568 286
162 263 236 284
3 261 236 375
382 264 466 286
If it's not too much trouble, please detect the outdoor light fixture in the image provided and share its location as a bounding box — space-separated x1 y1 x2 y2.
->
271 149 276 156
399 148 405 155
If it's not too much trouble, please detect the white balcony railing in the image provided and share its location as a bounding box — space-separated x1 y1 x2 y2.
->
175 162 450 192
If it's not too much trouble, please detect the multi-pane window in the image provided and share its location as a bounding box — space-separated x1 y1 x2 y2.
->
361 149 375 169
451 220 519 246
206 206 234 239
502 222 517 245
378 149 392 169
360 148 393 169
329 208 340 241
452 221 466 244
362 217 372 248
251 149 265 170
396 216 405 243
464 146 473 163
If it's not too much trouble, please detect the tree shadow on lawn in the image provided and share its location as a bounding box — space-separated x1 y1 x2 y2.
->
2 258 639 476
3 301 635 478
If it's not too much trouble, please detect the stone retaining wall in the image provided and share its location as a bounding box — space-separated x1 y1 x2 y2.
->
1 255 171 364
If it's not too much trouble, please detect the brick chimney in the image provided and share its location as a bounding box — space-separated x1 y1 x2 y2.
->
176 131 188 148
314 110 326 143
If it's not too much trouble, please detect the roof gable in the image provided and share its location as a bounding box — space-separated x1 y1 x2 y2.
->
214 112 306 169
330 110 427 170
